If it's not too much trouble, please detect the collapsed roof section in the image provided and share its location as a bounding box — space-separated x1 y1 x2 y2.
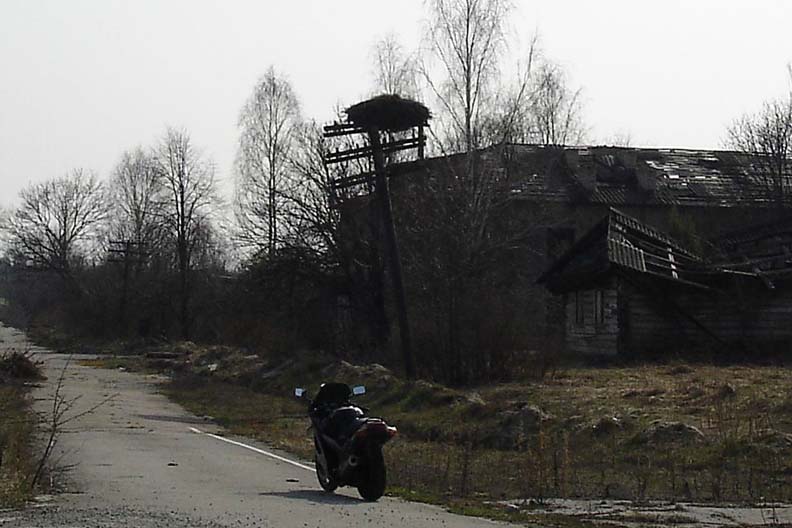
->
538 208 708 293
540 204 792 294
713 215 792 289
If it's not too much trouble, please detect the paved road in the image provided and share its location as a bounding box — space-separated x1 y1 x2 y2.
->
0 324 508 527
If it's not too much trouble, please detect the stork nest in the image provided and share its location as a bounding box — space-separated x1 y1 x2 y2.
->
345 94 430 132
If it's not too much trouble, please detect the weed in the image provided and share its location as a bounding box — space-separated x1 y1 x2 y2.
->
0 350 43 380
0 386 35 507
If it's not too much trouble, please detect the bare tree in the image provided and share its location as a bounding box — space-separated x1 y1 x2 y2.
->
419 0 537 241
422 0 512 153
371 33 419 98
726 85 792 208
478 38 539 146
278 123 341 256
153 127 216 338
7 169 106 274
529 60 586 146
395 145 554 383
105 148 169 332
236 67 302 256
108 147 165 250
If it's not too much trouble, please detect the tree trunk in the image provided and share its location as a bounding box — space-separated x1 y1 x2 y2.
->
178 239 190 340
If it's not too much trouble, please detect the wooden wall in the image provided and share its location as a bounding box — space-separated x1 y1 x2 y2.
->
619 278 792 354
617 281 699 354
564 279 619 355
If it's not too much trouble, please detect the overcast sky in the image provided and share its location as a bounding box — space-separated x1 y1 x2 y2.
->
1 0 791 207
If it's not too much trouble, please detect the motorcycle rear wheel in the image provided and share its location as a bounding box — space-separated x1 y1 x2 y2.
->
315 454 338 492
357 448 386 501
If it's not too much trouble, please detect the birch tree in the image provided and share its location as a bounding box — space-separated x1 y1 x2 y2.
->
236 67 302 256
372 33 419 98
529 61 586 146
423 0 512 153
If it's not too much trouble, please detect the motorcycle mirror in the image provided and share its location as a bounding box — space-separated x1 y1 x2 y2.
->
352 385 366 396
294 387 305 398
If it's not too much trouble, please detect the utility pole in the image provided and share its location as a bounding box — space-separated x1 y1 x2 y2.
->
367 125 415 379
323 95 430 379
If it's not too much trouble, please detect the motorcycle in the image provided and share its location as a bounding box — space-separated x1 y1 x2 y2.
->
294 382 397 501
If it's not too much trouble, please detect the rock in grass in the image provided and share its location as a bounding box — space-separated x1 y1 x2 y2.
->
489 405 554 448
592 416 623 437
345 94 430 132
630 420 705 446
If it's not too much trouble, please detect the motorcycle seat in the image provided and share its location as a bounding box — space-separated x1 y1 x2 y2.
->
323 406 367 443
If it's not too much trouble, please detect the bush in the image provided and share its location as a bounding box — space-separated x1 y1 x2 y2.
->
0 351 43 380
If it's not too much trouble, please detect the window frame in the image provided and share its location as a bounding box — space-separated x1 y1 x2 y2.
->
593 289 605 327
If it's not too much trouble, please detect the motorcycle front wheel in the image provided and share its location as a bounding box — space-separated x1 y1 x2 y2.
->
357 447 386 501
315 454 338 492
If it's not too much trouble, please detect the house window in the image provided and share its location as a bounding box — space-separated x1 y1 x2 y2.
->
575 291 585 326
593 290 605 326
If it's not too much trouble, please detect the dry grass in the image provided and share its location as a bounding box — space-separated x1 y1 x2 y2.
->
478 362 792 441
161 375 315 459
0 385 36 507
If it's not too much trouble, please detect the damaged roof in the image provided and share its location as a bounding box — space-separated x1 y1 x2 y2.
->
389 143 791 208
504 144 790 208
538 208 709 293
713 215 792 288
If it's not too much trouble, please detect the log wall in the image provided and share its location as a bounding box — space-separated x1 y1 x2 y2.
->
620 279 792 354
565 279 619 355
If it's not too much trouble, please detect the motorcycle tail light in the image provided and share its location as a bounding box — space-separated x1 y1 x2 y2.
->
354 427 369 439
355 422 397 440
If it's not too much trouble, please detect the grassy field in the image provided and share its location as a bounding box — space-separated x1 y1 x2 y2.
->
86 344 792 524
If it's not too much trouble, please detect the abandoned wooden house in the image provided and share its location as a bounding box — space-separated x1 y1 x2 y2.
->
336 142 791 352
537 207 792 356
382 143 790 332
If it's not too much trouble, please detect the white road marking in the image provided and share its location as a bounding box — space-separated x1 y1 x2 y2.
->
189 426 316 472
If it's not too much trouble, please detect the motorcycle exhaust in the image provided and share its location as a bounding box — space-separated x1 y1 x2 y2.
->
338 454 359 478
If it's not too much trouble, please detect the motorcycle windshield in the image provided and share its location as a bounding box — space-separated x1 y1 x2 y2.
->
313 382 352 405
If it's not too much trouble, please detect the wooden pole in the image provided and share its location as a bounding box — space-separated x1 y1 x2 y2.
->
418 125 425 160
367 126 417 379
120 241 130 333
